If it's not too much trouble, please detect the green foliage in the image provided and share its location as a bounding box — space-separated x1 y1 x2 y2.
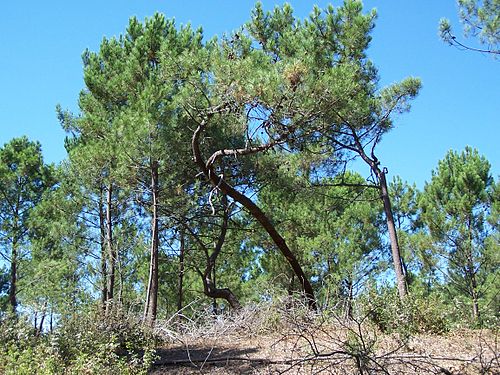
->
0 307 156 375
0 137 56 312
420 147 498 321
0 7 498 373
439 0 500 54
361 286 450 335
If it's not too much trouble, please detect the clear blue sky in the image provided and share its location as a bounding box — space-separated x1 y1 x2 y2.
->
0 1 498 188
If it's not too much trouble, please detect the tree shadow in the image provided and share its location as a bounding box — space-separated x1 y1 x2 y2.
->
152 344 271 374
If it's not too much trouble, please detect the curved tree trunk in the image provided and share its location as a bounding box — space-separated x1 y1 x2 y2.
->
203 279 241 310
204 194 241 310
192 122 316 310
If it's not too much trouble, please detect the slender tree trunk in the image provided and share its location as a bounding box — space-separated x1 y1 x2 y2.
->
118 255 124 305
466 216 480 321
98 189 108 311
346 127 408 300
144 160 160 323
200 194 241 310
177 229 185 314
376 168 408 299
191 123 316 310
345 276 354 321
9 239 18 313
35 302 47 336
471 286 480 321
38 311 46 335
212 260 218 314
106 183 116 310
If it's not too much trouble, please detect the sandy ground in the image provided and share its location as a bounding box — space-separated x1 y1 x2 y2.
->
150 328 499 374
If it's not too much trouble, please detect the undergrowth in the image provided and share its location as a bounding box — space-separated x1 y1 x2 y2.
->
0 305 157 375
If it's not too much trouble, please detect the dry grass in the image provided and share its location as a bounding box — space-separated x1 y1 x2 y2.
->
150 299 500 374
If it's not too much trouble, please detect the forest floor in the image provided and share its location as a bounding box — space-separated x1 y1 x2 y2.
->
149 306 499 374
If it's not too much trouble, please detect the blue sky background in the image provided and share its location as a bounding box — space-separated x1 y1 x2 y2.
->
0 1 498 188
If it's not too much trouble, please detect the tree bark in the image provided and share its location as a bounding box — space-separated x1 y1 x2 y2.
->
144 159 160 323
376 167 408 299
337 124 408 300
98 188 108 311
38 311 46 335
192 122 316 310
345 276 354 321
177 228 185 314
466 216 480 321
9 240 18 313
106 183 116 310
202 195 241 310
203 279 241 310
212 259 218 314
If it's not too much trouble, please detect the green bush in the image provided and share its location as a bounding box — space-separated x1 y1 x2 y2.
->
0 314 64 375
360 286 450 335
0 306 157 375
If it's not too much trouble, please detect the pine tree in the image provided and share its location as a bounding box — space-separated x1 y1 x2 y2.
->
420 147 497 321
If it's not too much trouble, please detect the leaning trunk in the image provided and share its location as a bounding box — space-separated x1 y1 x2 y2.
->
191 124 316 310
218 179 315 308
376 167 408 299
38 311 46 336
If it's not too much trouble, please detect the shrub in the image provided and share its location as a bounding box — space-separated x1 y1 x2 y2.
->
0 306 157 375
360 286 450 335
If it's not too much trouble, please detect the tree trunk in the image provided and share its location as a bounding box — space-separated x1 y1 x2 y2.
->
49 310 53 332
212 259 218 314
471 292 480 321
203 195 241 310
376 168 408 299
118 255 124 305
98 189 108 311
344 276 354 321
177 228 185 314
9 239 18 313
144 160 160 323
191 123 316 310
218 179 316 308
346 127 408 301
106 183 116 310
38 311 46 335
203 279 241 310
466 215 480 321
